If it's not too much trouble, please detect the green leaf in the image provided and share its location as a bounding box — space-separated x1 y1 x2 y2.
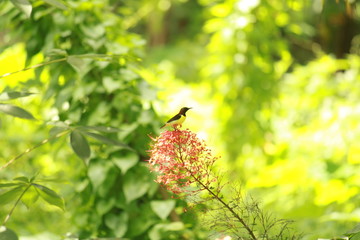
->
350 232 360 240
112 151 139 175
33 184 65 211
105 212 128 237
347 223 360 235
29 173 39 182
150 200 176 220
49 126 68 136
98 167 118 198
77 53 112 59
0 91 34 101
80 24 105 39
164 222 184 231
87 160 110 190
10 0 32 18
13 176 29 183
114 190 127 209
21 185 39 209
0 183 23 188
70 131 91 160
103 76 122 93
83 132 130 149
67 55 85 72
149 222 185 240
123 166 151 203
77 125 120 133
45 48 68 57
0 186 25 205
0 104 35 120
0 226 19 240
43 0 67 10
96 197 115 216
72 53 121 60
126 202 156 237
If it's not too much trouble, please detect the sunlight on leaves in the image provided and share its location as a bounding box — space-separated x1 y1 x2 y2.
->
315 180 358 206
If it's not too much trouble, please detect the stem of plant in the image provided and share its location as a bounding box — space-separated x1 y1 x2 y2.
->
0 130 70 170
0 58 67 79
2 184 32 226
190 173 258 240
0 54 129 79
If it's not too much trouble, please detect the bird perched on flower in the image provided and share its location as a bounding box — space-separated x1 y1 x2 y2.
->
160 107 191 129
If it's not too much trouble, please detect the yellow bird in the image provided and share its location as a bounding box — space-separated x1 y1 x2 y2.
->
160 107 192 129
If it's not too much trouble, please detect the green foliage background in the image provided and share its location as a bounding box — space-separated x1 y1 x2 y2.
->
0 0 360 239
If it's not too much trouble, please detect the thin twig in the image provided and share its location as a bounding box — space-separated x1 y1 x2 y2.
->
2 184 32 226
0 53 137 79
1 130 70 170
188 171 258 240
0 58 67 79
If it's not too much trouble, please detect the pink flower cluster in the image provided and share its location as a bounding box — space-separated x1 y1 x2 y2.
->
148 129 217 195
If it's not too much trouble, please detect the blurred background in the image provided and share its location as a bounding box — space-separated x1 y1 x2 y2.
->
1 0 360 239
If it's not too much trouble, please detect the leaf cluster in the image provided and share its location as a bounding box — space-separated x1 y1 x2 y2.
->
0 175 65 220
0 1 206 239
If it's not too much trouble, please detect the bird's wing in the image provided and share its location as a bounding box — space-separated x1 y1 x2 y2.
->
166 114 181 123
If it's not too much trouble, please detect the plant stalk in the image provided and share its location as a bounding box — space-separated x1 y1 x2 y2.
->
0 58 67 79
190 172 258 240
2 184 32 226
1 130 70 170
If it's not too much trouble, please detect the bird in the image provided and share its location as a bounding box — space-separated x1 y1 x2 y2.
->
160 107 192 129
